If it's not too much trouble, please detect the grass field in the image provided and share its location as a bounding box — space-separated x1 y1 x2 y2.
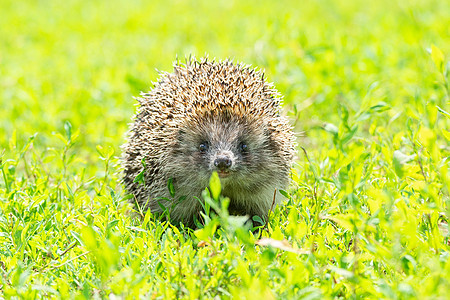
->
1 0 450 298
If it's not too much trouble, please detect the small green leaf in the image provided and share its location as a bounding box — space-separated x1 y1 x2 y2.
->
53 132 67 144
167 178 176 197
64 120 72 141
437 106 450 119
142 209 153 228
430 44 445 73
209 171 221 200
323 123 339 136
341 125 358 144
80 226 97 251
252 215 264 226
393 150 415 178
96 145 114 160
279 189 289 198
442 129 450 141
134 169 145 185
194 219 218 240
134 158 147 185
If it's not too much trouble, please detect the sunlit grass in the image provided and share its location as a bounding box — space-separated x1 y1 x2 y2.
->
1 0 449 298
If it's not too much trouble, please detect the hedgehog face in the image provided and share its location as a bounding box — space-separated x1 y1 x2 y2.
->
173 114 277 190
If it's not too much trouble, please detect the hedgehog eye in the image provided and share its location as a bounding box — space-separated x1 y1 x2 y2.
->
199 142 209 153
239 142 249 153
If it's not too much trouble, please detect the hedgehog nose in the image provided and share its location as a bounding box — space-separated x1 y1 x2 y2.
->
214 156 232 170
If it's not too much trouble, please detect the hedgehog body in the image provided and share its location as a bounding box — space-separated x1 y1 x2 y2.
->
122 58 295 227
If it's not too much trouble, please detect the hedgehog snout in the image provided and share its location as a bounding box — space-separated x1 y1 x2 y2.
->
214 156 232 170
211 151 234 172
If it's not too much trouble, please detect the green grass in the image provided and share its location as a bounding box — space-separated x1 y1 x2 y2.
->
1 0 450 298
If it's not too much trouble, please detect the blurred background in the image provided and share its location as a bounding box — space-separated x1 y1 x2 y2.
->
2 1 449 297
1 0 448 161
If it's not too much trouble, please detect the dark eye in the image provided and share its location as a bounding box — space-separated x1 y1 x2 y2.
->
199 142 209 153
239 142 248 153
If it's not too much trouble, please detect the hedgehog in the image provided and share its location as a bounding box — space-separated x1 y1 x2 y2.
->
122 57 296 227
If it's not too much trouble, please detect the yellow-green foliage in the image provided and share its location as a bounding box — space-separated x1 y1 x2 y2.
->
1 0 449 298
